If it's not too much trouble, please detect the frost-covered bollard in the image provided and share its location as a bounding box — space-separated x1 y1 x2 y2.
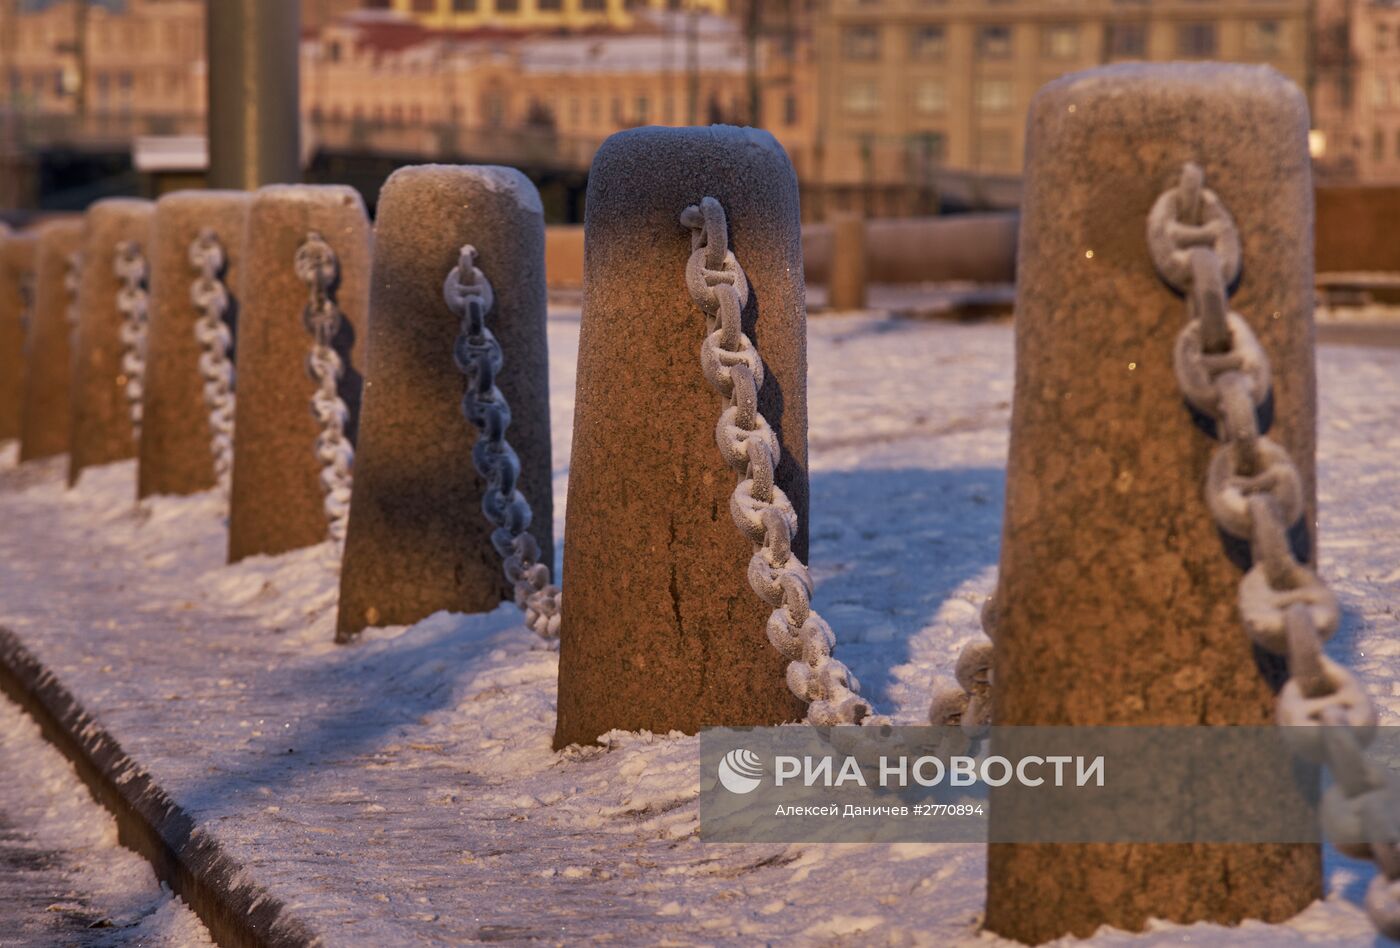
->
553 126 809 748
335 165 553 641
987 64 1320 942
20 218 85 462
140 191 249 500
827 213 867 312
0 230 37 444
227 185 369 563
68 199 154 486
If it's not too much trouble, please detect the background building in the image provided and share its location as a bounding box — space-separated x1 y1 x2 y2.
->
814 0 1311 215
387 0 727 31
1312 0 1400 185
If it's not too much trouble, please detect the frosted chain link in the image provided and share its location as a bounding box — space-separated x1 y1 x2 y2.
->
114 240 149 441
681 197 887 727
443 245 561 640
1150 162 1400 939
295 231 354 548
190 229 235 497
63 251 82 343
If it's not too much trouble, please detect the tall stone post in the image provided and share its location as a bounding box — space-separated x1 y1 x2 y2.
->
206 0 300 191
69 198 154 485
227 185 370 563
0 231 37 443
987 64 1320 942
554 126 808 748
140 191 249 499
20 219 85 462
827 213 868 311
336 166 553 641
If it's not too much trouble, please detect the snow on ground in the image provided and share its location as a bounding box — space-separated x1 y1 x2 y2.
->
0 314 1395 945
0 689 213 946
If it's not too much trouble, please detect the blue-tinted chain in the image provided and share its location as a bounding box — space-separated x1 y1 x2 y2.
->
1150 162 1399 938
295 231 354 548
190 229 235 498
114 239 149 442
681 196 888 727
444 245 561 640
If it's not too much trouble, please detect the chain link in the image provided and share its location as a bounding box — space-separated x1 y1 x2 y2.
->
63 251 82 345
295 231 354 548
113 240 149 441
443 245 561 640
1151 162 1397 938
190 228 235 497
681 197 888 728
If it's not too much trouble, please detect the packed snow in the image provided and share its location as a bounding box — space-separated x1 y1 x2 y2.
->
0 685 212 946
0 313 1396 945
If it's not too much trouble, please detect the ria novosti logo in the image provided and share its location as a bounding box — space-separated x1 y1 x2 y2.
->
717 748 764 794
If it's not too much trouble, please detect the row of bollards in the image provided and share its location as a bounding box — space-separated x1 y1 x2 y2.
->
1 61 1385 945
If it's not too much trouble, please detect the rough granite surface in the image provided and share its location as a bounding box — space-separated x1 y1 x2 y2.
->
555 125 809 747
0 232 37 442
227 186 370 563
986 63 1321 943
140 192 250 500
20 219 85 462
337 165 553 640
69 199 154 486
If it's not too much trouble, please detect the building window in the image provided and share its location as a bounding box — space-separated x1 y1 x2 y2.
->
910 131 947 167
538 0 563 10
1374 129 1385 162
784 93 799 126
414 0 435 12
910 25 946 61
1042 24 1079 60
582 0 606 9
496 0 520 11
842 80 880 116
977 25 1012 59
975 78 1013 114
1107 21 1147 59
1177 22 1217 59
1245 19 1283 55
1374 76 1390 108
452 0 476 10
913 79 947 115
843 25 880 62
636 95 649 123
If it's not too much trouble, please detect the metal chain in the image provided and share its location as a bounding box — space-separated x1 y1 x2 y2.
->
63 251 82 346
928 600 996 740
189 228 235 497
443 245 561 640
1150 162 1399 939
114 240 149 441
294 231 354 548
681 196 888 728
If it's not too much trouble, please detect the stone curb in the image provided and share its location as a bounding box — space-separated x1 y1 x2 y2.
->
0 627 320 948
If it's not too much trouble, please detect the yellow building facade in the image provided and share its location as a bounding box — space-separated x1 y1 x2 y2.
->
389 0 728 31
815 0 1310 214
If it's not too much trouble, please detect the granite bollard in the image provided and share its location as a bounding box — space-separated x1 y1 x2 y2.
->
69 199 154 485
140 191 250 499
553 126 808 748
0 231 38 443
336 165 553 641
827 213 867 311
227 185 370 563
20 219 85 462
986 64 1320 942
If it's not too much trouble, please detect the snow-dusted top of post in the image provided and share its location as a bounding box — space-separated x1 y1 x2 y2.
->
388 164 545 217
154 189 251 212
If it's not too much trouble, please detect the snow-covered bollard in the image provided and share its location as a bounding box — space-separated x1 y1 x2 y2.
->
0 229 37 444
20 218 85 463
140 191 249 500
826 213 867 312
69 199 154 487
335 165 553 642
227 185 370 563
987 64 1319 942
553 125 808 748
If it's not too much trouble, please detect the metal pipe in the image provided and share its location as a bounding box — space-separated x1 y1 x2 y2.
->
206 0 301 190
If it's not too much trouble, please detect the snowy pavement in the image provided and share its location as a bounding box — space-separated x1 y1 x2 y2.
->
0 314 1396 945
0 689 212 947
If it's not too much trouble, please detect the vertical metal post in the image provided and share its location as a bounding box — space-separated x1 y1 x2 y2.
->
206 0 301 190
